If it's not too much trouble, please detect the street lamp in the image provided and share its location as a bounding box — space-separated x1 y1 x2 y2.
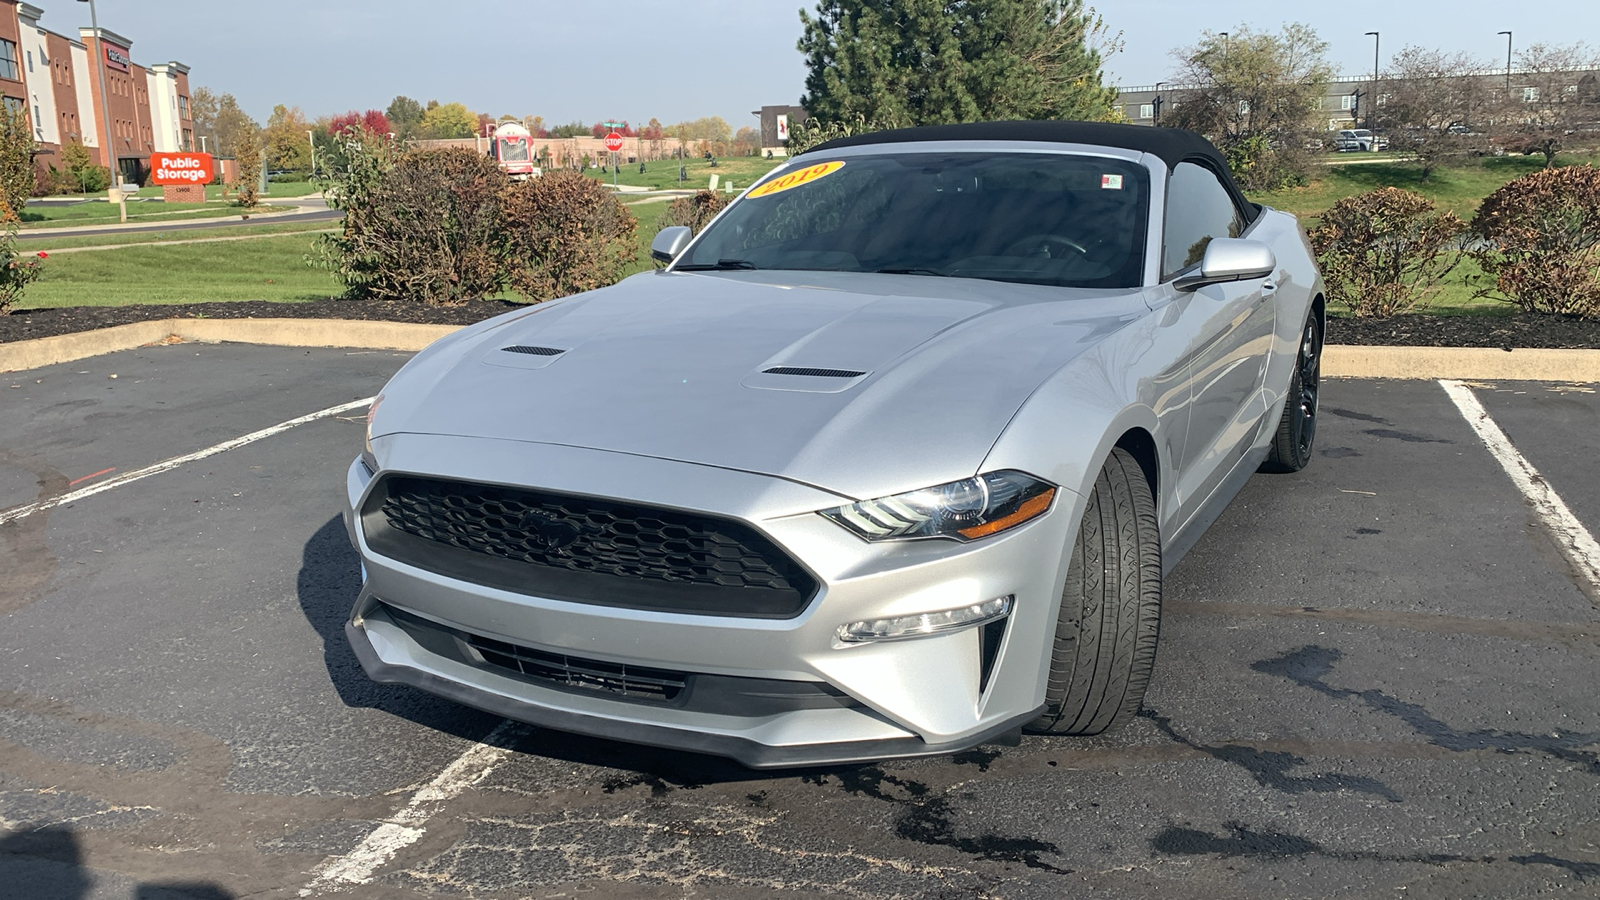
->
1498 31 1513 95
307 129 315 177
1153 82 1165 126
1365 31 1380 131
77 0 123 221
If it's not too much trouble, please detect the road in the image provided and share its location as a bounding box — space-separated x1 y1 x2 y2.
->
17 197 341 241
1 345 1597 899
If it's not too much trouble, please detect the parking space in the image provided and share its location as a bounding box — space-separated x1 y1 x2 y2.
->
2 346 1598 899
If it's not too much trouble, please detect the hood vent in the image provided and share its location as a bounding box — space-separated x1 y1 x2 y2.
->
503 345 566 357
762 366 866 378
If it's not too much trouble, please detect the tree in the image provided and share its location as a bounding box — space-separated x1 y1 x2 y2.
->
798 0 1119 127
211 92 259 159
190 86 219 151
549 120 589 138
1163 24 1334 191
0 106 35 220
523 115 548 138
234 130 263 209
421 102 477 139
670 117 732 143
330 110 392 138
1500 42 1600 167
387 95 425 141
733 126 761 156
264 104 312 173
1375 48 1492 180
639 118 664 141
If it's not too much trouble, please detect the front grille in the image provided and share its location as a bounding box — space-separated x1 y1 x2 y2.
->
364 477 818 618
468 634 687 702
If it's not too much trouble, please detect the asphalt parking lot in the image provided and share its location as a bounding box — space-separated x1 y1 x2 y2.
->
2 343 1598 900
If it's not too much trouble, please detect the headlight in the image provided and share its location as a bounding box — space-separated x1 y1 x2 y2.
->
821 471 1056 542
361 395 383 472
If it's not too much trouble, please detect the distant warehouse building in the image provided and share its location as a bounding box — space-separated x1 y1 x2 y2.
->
3 1 195 187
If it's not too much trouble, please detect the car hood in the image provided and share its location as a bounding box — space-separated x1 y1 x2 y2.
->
374 270 1149 500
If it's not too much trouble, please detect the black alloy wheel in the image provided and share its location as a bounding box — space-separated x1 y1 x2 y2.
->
1262 310 1322 473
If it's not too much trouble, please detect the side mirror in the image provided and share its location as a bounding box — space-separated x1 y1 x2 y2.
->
651 226 693 264
1173 238 1276 292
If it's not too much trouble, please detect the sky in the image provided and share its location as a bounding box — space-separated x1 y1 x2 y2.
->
33 0 1596 127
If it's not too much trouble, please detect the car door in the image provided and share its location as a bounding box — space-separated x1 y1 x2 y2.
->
1163 161 1279 521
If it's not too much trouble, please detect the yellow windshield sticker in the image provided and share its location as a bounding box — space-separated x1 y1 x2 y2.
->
747 161 846 199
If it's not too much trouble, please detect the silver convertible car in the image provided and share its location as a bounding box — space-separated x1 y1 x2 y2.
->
344 121 1323 768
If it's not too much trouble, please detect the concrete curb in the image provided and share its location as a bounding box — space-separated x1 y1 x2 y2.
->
3 318 1599 381
1 318 457 372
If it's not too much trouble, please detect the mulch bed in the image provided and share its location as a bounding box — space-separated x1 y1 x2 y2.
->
3 298 1600 349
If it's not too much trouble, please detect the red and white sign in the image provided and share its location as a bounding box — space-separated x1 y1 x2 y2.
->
150 152 215 186
603 132 624 153
103 43 131 73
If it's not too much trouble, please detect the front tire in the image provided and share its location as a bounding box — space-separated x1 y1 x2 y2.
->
1261 310 1322 474
1028 448 1162 736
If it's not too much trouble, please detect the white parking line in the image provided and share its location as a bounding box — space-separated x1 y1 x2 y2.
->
0 397 374 526
1441 379 1600 595
300 721 520 894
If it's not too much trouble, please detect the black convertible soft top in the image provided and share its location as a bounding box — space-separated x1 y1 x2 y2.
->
806 120 1256 221
806 120 1227 170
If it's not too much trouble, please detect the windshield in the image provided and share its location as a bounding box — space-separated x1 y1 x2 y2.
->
678 152 1149 289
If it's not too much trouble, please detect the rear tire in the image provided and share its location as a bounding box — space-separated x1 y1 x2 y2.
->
1261 310 1322 474
1027 448 1162 736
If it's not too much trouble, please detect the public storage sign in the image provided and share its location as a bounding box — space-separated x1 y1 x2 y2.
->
150 153 215 185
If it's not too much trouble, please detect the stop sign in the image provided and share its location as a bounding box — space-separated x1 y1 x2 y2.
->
604 132 624 153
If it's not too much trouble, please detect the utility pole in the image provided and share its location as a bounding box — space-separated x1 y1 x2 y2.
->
79 0 124 222
1498 31 1513 96
1365 31 1380 132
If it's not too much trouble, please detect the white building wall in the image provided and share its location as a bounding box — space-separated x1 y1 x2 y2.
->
147 65 182 152
17 17 58 145
70 44 98 152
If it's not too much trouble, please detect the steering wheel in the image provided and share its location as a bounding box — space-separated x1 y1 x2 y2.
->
1004 234 1090 260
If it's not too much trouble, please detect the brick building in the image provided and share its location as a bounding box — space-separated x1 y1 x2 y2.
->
4 1 194 186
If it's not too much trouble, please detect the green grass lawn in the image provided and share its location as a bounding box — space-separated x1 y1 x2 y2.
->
18 234 340 308
1251 151 1599 224
582 155 786 192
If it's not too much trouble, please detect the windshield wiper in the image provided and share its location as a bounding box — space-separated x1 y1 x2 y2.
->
676 258 759 271
874 266 947 277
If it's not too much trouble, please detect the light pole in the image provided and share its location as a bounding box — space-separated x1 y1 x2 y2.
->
1219 32 1229 59
78 0 123 221
1498 31 1513 96
306 129 315 177
1153 82 1165 126
1365 31 1380 132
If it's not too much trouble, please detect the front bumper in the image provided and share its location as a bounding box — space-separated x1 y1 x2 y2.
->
344 435 1079 768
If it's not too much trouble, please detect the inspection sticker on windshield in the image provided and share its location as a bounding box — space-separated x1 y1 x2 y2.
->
748 161 846 199
1101 174 1124 190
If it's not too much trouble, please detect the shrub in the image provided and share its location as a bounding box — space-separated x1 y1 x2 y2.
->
0 106 35 220
54 142 110 194
1471 165 1600 317
0 220 44 313
1309 187 1466 317
317 144 511 305
659 190 730 235
503 170 638 302
234 137 263 209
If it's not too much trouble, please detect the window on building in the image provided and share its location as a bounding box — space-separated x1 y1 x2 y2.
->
1163 161 1246 280
0 41 19 82
1523 87 1540 103
2 97 24 116
26 50 33 73
1340 94 1355 111
183 129 193 151
1140 103 1155 119
32 101 40 130
179 95 190 118
1238 100 1251 115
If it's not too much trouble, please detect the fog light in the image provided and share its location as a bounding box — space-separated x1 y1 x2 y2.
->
837 596 1012 643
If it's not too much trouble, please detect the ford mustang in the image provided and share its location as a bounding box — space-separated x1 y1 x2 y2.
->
343 121 1323 767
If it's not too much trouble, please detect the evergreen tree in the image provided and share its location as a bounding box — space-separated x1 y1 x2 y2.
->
797 0 1119 127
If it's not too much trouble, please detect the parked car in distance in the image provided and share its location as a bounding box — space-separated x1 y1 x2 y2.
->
1335 129 1388 152
343 121 1325 768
